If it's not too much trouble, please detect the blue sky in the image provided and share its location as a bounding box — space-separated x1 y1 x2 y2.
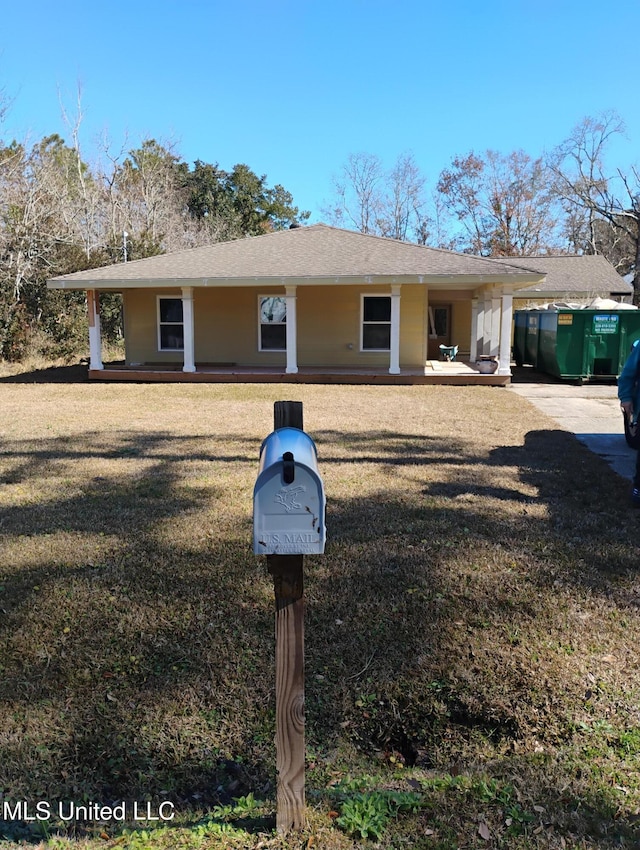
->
2 0 639 223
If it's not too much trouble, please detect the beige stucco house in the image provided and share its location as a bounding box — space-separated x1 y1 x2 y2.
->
48 224 552 385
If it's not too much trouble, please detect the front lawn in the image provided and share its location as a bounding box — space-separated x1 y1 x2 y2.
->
0 379 639 849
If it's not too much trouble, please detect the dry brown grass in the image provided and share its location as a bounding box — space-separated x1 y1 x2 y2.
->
0 376 639 849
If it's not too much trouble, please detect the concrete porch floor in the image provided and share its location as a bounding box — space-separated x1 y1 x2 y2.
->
89 360 509 386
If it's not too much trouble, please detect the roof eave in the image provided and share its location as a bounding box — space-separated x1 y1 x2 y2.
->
47 272 546 290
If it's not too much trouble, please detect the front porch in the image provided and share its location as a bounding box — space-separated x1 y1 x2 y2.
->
88 360 510 386
85 283 516 387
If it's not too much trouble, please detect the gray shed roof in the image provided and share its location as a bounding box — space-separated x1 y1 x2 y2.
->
492 254 631 297
48 224 544 289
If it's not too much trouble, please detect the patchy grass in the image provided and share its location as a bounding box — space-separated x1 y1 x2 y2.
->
0 379 639 849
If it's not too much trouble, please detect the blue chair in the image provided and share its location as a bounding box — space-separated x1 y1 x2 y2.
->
439 344 459 362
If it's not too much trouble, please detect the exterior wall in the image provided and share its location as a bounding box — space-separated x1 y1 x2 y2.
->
123 287 283 366
298 285 365 367
124 289 183 365
123 283 428 369
297 284 426 368
196 287 283 366
452 300 472 356
400 284 428 367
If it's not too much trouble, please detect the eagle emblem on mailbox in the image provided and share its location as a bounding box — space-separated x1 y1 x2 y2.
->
274 486 306 513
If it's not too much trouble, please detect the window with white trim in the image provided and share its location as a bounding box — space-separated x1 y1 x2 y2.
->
361 295 391 350
259 296 287 351
158 297 184 351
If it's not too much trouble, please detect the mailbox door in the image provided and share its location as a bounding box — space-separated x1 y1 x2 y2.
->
254 465 325 555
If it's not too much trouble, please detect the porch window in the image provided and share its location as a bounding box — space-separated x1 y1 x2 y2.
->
361 295 391 350
158 297 184 351
259 296 286 351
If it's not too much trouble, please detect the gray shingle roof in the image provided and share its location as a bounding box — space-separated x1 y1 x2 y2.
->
48 224 544 286
492 254 631 296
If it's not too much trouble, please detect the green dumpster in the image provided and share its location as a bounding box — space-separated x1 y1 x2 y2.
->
513 311 540 367
514 308 640 381
513 312 527 367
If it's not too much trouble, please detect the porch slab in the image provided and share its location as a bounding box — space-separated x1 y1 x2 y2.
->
89 362 510 386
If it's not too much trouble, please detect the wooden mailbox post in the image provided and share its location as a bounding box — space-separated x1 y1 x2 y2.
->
268 551 305 832
253 401 326 833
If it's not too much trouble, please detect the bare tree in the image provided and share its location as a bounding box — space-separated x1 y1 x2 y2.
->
0 86 313 359
106 137 222 258
378 152 427 241
323 152 385 234
436 149 560 256
0 136 83 301
548 111 640 299
0 140 37 301
58 85 107 261
323 151 429 242
436 152 487 253
0 88 9 128
111 139 183 253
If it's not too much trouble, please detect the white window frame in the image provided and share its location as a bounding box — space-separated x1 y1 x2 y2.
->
258 295 287 352
360 294 392 352
157 296 184 352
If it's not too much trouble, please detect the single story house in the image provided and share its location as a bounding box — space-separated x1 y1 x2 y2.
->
48 223 556 385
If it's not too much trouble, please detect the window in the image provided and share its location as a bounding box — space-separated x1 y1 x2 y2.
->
361 296 391 350
259 296 287 351
158 297 184 351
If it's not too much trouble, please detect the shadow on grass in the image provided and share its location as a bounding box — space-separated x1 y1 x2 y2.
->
0 424 639 845
0 363 90 383
0 430 259 499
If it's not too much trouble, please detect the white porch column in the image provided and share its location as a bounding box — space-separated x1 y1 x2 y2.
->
87 289 103 371
490 289 501 357
389 285 401 374
498 287 513 376
181 286 196 373
285 285 298 374
482 292 492 355
475 295 487 359
470 297 479 362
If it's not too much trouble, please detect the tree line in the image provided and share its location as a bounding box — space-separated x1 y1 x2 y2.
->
1 100 638 363
0 100 309 361
324 110 639 300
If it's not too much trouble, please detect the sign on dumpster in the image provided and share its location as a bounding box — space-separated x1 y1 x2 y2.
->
593 314 619 334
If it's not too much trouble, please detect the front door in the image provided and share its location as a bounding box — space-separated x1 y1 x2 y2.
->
427 304 451 360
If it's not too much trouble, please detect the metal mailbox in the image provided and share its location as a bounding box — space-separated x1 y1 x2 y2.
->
253 427 326 555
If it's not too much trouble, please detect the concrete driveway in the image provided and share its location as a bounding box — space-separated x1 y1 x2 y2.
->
508 374 635 481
